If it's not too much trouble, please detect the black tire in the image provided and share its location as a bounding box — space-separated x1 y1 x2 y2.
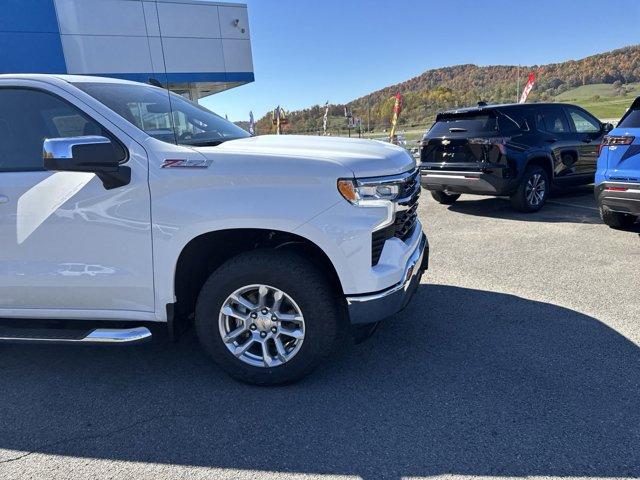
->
195 250 343 386
510 165 549 212
431 190 461 205
600 206 638 229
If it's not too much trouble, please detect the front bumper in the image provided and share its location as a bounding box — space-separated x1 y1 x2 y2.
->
420 165 514 195
596 182 640 216
346 234 428 325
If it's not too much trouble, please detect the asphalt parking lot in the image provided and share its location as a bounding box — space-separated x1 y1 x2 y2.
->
1 185 639 480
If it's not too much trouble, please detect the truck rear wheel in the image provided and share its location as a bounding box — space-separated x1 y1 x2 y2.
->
431 190 461 205
195 250 343 385
600 206 638 229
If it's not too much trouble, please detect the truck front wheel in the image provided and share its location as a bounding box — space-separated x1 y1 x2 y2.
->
195 250 343 385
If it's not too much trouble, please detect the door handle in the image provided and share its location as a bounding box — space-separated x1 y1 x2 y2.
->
0 195 8 204
545 138 557 144
582 138 592 144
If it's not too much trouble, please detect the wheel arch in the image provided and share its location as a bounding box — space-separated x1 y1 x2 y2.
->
169 228 344 335
525 153 554 180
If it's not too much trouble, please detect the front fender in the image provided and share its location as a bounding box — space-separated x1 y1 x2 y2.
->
148 152 352 321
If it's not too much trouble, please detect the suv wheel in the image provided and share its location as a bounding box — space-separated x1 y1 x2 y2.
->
600 206 638 229
431 190 461 205
195 250 343 385
510 166 549 212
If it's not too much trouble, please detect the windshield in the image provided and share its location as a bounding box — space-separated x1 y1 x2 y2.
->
73 82 250 146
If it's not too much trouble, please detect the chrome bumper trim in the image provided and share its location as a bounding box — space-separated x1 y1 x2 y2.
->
346 234 428 324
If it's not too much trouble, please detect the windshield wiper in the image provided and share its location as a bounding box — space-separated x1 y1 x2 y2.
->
182 140 226 147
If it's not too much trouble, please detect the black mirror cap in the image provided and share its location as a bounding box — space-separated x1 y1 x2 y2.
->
603 122 615 133
71 142 121 172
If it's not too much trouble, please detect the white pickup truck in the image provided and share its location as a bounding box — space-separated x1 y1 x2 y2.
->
0 75 428 384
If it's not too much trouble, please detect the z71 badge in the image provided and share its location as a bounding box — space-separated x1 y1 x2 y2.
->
161 159 212 169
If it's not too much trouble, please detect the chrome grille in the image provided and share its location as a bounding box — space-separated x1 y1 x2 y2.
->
394 193 419 241
371 169 421 266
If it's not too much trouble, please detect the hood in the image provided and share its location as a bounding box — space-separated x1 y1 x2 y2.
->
207 135 415 178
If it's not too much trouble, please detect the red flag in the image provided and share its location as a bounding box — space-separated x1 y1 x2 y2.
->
393 93 403 118
389 93 403 141
519 72 536 104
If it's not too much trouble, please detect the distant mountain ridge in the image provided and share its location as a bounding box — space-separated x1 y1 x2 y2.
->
256 45 640 134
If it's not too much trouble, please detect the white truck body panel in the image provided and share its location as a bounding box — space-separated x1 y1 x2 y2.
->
0 77 155 320
0 75 421 324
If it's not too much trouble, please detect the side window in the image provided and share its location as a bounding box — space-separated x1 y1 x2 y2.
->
498 109 530 134
534 111 546 132
540 107 570 134
566 107 601 133
0 88 124 172
497 114 521 135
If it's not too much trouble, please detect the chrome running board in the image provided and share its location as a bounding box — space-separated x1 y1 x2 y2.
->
0 326 152 345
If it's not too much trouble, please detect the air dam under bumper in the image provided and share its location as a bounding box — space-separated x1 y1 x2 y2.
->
596 182 640 216
346 234 428 325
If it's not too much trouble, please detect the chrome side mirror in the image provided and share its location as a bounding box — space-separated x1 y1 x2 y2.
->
43 136 130 190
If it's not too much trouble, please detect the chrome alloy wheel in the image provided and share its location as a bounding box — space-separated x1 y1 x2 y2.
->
218 284 305 368
525 173 546 206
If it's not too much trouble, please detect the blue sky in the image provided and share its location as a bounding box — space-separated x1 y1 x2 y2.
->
203 0 640 121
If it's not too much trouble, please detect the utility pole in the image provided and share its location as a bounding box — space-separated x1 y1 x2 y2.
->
367 97 371 133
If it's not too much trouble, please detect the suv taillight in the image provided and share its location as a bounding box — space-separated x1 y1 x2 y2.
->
468 137 511 155
599 135 635 155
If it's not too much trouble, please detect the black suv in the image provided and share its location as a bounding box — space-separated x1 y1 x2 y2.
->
419 103 613 211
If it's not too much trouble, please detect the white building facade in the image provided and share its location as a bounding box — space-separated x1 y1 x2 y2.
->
0 0 254 99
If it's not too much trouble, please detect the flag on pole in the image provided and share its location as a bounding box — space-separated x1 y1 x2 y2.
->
249 111 255 135
323 101 329 135
389 93 403 143
519 72 536 104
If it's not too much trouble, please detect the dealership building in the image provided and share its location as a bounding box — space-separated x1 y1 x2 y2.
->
0 0 254 100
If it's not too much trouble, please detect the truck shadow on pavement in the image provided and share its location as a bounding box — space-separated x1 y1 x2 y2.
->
0 284 638 479
446 185 603 224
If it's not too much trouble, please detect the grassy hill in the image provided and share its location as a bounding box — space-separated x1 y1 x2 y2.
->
556 83 640 119
256 45 640 135
555 83 640 100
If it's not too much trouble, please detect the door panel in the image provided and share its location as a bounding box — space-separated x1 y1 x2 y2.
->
565 106 602 175
0 87 153 316
535 106 579 178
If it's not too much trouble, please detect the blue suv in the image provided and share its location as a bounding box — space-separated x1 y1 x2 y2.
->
596 97 640 229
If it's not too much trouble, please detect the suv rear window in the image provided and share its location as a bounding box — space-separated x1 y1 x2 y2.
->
429 113 498 136
619 109 640 128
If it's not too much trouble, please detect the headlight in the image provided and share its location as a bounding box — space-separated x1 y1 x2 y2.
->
337 179 401 205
